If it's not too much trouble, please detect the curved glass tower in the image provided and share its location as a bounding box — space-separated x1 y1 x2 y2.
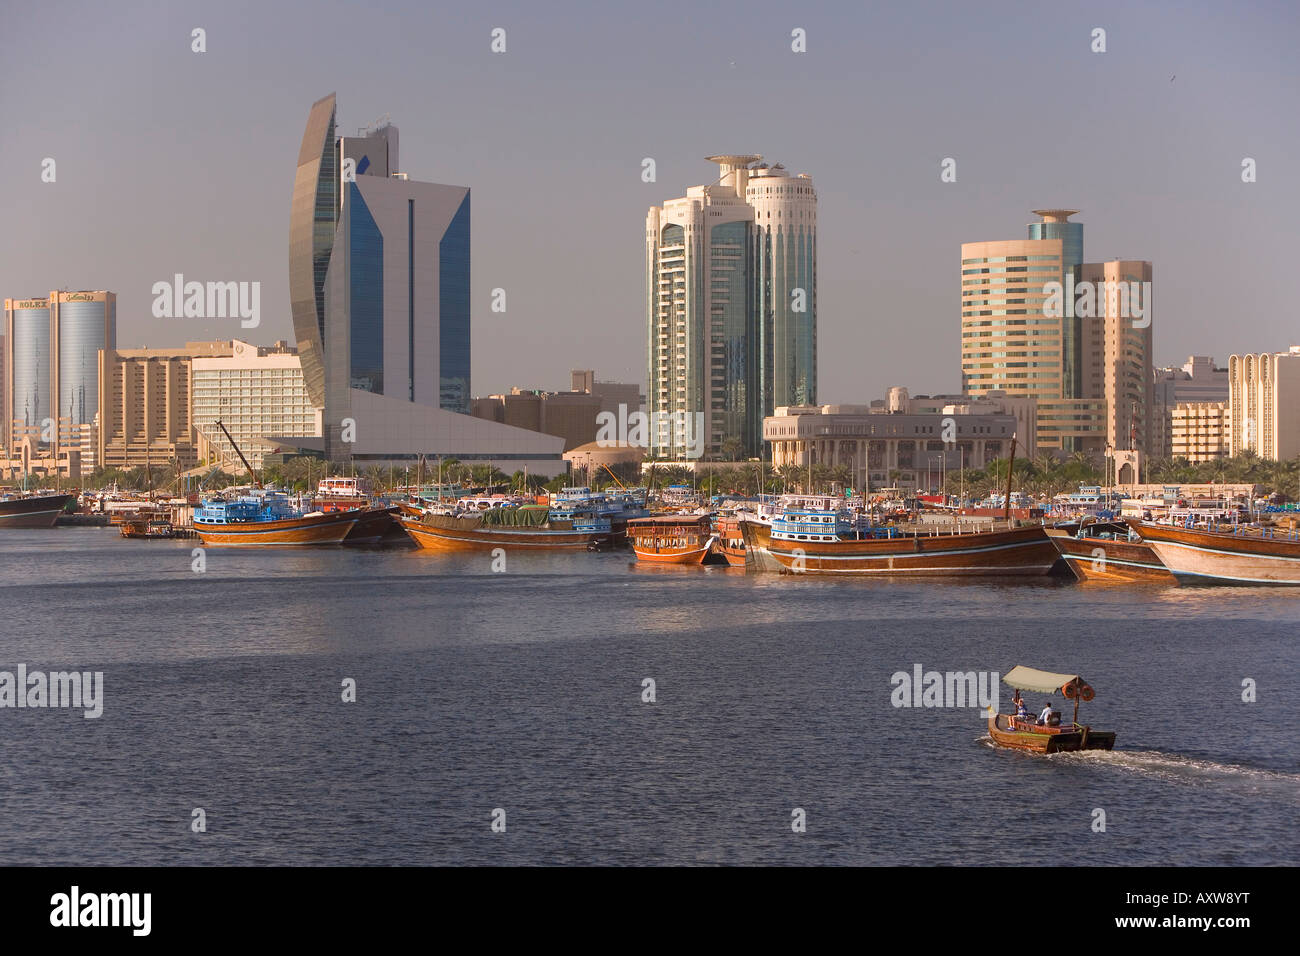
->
289 93 339 410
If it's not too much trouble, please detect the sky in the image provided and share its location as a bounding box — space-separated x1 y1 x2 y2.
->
2 0 1297 403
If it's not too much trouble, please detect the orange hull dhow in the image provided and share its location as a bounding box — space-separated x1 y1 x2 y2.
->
1131 520 1300 585
194 509 360 546
742 520 1057 576
1045 524 1173 583
712 514 748 566
628 515 716 564
399 508 614 551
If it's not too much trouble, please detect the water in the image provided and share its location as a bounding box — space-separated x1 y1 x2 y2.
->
1 528 1296 865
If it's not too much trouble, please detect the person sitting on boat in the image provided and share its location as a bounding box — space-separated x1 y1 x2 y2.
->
1013 692 1029 722
1037 701 1060 726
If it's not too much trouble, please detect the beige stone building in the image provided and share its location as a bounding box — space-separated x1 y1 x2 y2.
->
1152 356 1228 458
97 341 234 472
1169 402 1229 463
1228 347 1300 460
472 388 602 452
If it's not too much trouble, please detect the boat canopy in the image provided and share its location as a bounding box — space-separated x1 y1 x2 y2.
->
1002 666 1083 694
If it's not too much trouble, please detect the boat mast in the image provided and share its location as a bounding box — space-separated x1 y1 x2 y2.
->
215 419 259 489
1003 434 1018 525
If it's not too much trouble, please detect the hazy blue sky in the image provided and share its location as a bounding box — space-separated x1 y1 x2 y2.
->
3 0 1297 402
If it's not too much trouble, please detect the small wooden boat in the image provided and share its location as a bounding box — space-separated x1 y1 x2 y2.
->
987 665 1115 753
1046 521 1173 583
627 515 716 564
1131 520 1300 585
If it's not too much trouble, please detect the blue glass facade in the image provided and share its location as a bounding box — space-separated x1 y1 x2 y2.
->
439 192 470 413
347 182 383 394
10 305 50 443
1028 218 1083 398
57 300 107 425
710 221 754 452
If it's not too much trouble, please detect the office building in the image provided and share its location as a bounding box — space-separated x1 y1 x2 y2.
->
1169 402 1229 463
961 211 1152 456
284 93 564 475
571 370 643 417
4 290 116 473
1152 356 1228 458
765 403 1019 493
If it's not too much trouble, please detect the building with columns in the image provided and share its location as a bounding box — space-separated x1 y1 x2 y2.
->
764 402 1020 493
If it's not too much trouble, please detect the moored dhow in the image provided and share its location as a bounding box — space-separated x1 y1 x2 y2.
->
400 502 614 551
0 492 76 529
627 514 716 564
1045 521 1173 583
1130 519 1300 585
741 509 1057 576
193 492 360 546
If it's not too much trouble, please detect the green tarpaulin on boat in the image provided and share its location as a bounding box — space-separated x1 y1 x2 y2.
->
478 505 552 527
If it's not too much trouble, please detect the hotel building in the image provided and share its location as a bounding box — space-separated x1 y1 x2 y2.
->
646 155 816 460
284 93 564 475
191 340 319 472
1228 347 1300 460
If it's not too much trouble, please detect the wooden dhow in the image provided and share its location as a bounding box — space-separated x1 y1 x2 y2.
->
400 504 614 552
627 514 716 564
1045 521 1173 583
742 518 1057 576
1130 520 1300 586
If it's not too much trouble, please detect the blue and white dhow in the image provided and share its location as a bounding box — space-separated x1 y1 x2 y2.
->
742 504 1057 576
193 490 360 546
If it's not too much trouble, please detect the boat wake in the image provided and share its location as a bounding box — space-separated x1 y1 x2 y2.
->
978 736 1300 790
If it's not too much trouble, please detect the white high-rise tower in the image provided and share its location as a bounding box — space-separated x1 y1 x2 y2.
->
645 155 816 460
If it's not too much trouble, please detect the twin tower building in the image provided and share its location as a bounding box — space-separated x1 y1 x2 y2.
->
646 156 818 461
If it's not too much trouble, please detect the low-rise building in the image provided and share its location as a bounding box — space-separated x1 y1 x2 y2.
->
764 403 1019 493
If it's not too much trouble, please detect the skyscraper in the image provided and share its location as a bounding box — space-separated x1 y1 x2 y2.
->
646 155 816 460
961 211 1151 456
283 93 564 475
4 290 115 469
